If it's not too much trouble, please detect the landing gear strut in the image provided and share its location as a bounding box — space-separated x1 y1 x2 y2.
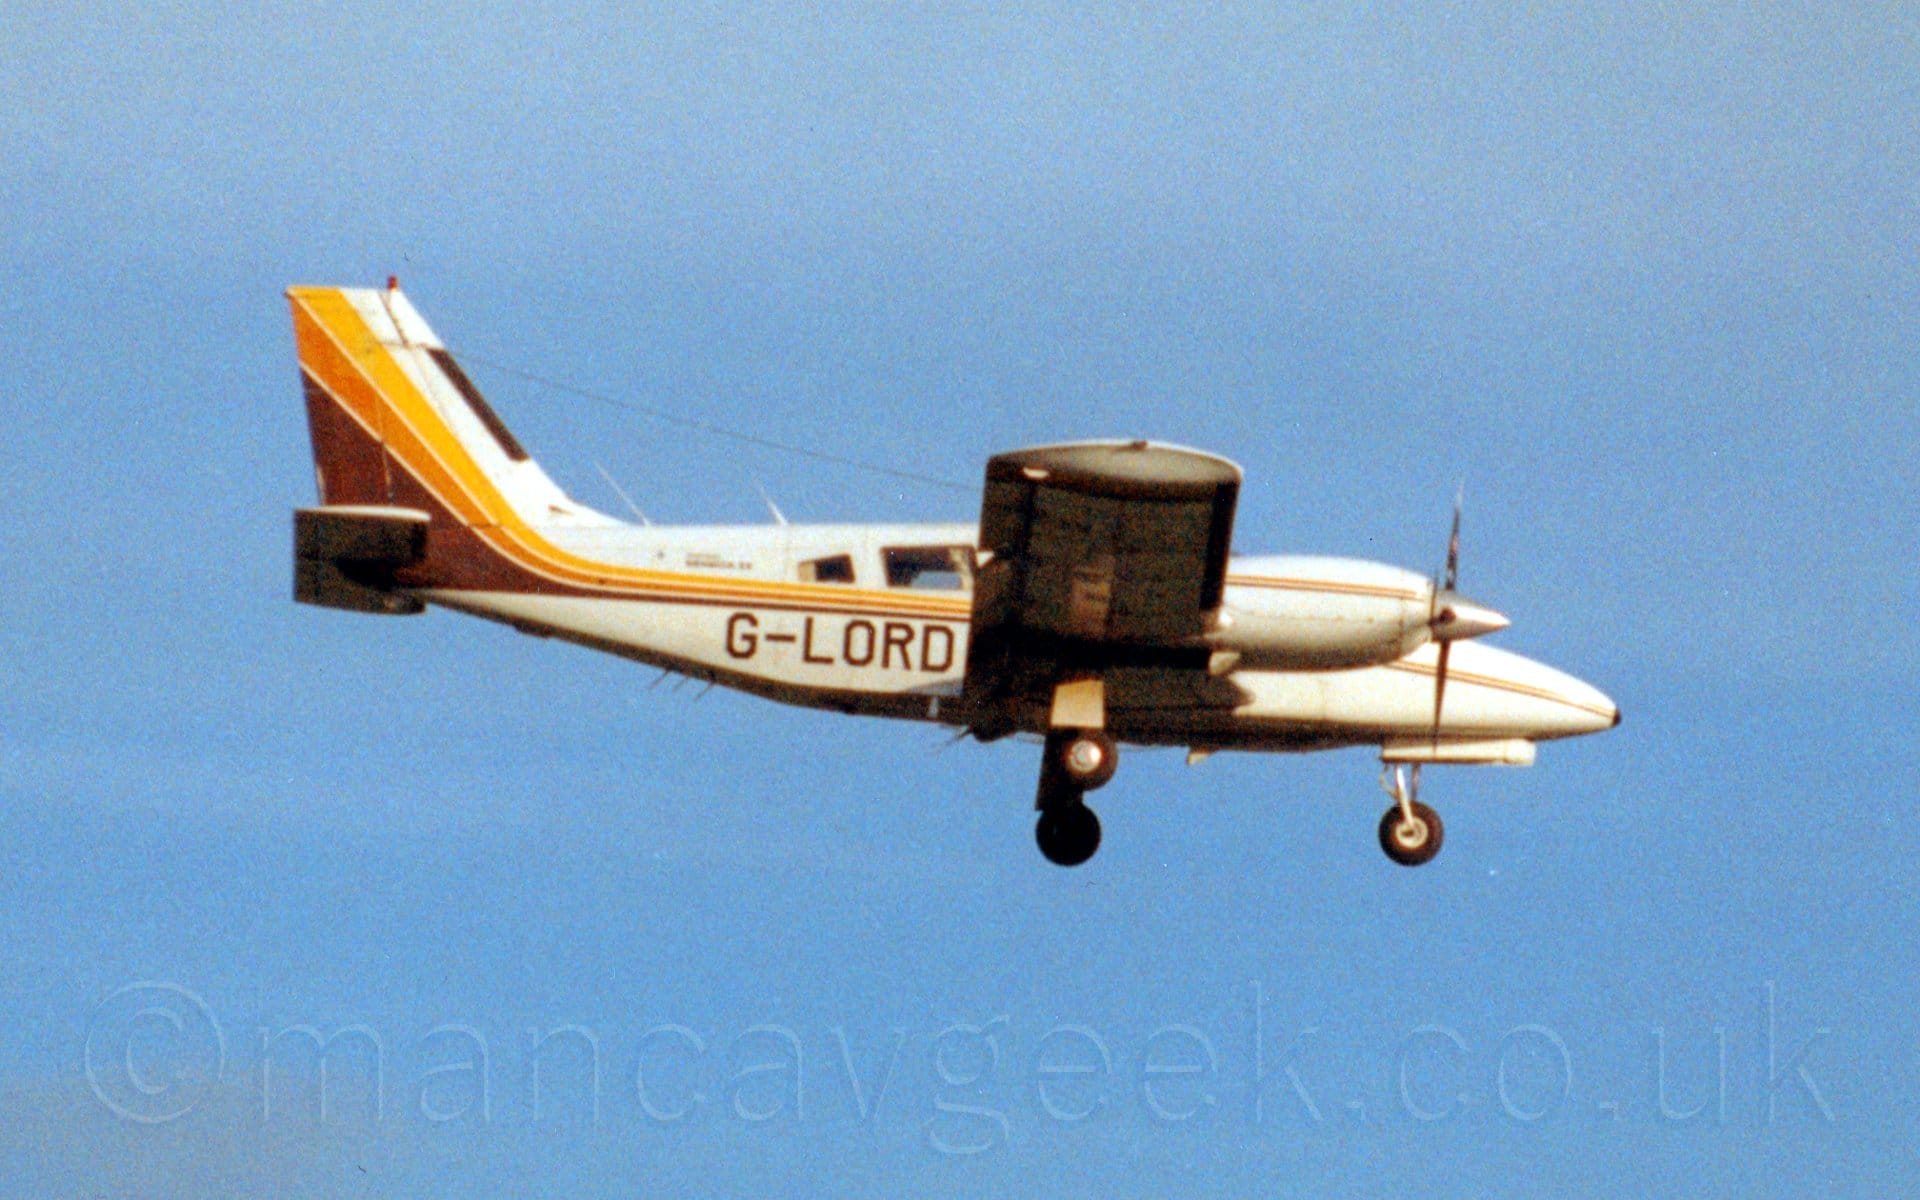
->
1378 764 1444 867
1034 729 1117 867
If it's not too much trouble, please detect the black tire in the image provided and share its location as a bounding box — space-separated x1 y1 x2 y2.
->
1378 799 1444 867
1052 730 1119 791
1036 803 1102 867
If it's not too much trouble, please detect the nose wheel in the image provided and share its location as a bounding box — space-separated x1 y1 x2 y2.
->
1378 764 1444 866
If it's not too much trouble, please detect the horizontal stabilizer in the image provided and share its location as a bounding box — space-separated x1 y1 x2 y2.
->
294 505 429 615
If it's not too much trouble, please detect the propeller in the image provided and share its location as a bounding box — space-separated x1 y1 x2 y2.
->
1428 495 1461 749
1425 490 1508 749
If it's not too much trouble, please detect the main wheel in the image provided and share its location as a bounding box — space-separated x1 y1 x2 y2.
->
1378 799 1444 867
1052 730 1119 790
1036 802 1102 867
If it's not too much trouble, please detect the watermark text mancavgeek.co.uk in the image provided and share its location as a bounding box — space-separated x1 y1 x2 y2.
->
82 980 1834 1153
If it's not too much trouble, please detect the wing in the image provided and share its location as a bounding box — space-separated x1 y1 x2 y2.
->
963 441 1242 732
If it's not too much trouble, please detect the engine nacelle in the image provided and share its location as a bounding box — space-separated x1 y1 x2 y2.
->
1207 555 1435 670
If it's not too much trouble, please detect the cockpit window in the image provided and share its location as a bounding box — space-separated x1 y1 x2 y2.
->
882 545 974 590
799 554 856 584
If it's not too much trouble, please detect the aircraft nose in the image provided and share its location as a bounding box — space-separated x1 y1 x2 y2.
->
1507 652 1620 737
1416 642 1619 740
1573 681 1622 735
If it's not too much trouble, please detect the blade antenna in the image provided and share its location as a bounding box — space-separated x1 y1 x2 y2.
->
593 461 651 525
754 482 789 526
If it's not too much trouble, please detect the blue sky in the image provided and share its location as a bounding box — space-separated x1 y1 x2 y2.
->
2 4 1916 1194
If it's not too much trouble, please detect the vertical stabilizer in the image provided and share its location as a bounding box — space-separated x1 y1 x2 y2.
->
289 282 606 526
289 282 617 601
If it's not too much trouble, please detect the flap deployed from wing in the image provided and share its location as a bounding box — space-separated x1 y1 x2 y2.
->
964 441 1242 728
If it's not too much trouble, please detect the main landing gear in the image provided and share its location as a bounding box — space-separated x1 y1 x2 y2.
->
1378 764 1444 867
1027 734 1448 868
1034 729 1116 867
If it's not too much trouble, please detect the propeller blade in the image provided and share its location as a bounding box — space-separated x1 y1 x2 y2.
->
1429 489 1466 751
1443 488 1462 592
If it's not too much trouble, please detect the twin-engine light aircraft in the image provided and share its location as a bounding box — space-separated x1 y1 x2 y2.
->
289 283 1619 867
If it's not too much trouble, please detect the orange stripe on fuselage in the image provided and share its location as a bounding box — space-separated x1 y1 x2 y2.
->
1384 658 1613 718
1227 575 1425 602
290 287 970 617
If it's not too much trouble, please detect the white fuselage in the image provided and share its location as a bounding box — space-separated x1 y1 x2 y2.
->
418 520 1617 757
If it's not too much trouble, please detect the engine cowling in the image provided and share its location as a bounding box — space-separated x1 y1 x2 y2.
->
1206 555 1505 671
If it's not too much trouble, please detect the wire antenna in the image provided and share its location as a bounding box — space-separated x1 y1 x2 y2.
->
448 347 974 495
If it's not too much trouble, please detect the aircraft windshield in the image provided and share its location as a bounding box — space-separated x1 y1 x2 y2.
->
882 545 974 590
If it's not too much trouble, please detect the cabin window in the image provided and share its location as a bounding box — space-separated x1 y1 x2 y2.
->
799 554 856 584
882 545 974 590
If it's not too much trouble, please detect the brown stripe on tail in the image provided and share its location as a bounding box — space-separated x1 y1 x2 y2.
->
290 284 599 599
302 369 393 505
384 455 566 594
298 365 560 595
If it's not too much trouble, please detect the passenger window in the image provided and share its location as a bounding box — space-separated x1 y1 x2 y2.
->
882 545 974 590
799 554 855 584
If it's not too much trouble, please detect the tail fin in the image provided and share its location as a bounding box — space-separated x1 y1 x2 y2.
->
289 281 588 521
289 282 613 605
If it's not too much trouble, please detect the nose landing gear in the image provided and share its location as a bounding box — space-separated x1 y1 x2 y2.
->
1378 764 1444 867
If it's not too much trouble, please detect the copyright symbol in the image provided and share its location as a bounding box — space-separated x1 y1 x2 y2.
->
84 981 225 1124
